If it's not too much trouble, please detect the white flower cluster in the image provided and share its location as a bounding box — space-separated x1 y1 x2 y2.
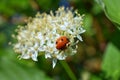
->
12 7 85 68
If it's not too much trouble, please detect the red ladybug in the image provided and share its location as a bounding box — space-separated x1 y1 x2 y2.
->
56 36 69 50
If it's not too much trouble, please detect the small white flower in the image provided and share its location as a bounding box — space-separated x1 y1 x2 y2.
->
21 50 38 61
52 58 57 68
12 7 85 68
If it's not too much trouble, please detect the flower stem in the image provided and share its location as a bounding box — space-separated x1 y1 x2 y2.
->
60 61 77 80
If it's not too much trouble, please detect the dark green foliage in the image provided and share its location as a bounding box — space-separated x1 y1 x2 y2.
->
0 0 120 80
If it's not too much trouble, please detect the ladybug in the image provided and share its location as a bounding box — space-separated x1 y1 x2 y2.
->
56 36 69 50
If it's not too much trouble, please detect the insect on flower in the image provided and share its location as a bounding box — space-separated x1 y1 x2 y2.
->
56 36 70 50
12 6 86 68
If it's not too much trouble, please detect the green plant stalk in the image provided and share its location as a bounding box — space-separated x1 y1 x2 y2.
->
60 60 77 80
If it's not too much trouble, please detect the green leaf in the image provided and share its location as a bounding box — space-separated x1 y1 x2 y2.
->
102 43 120 80
0 51 53 80
92 2 103 15
96 0 120 26
103 0 120 25
0 0 30 16
0 33 6 46
110 29 120 50
83 14 94 36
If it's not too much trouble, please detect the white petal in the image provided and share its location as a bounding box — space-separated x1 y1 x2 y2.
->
60 25 66 30
57 53 66 60
14 43 21 48
67 30 73 34
77 35 83 41
31 52 38 61
52 59 57 68
79 28 86 34
38 46 45 52
45 53 51 58
21 54 30 59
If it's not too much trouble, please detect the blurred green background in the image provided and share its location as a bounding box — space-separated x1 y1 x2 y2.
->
0 0 120 80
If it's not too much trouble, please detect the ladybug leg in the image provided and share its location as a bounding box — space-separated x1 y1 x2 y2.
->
66 42 70 47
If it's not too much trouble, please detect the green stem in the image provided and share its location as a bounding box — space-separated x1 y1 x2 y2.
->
60 60 77 80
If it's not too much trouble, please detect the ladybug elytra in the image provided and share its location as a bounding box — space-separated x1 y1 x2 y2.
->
56 36 69 50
